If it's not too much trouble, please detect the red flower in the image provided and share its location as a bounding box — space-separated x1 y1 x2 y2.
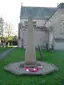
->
24 66 40 72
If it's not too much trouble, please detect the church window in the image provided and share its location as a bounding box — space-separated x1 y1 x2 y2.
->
60 21 64 33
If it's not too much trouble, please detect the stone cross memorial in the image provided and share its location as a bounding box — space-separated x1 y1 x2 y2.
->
25 17 36 64
4 17 58 75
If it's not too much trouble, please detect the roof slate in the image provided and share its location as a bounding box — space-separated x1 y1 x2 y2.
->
20 7 57 19
57 3 64 8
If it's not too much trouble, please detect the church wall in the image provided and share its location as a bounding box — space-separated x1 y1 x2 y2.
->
46 8 64 49
18 29 47 48
20 19 46 27
18 18 48 48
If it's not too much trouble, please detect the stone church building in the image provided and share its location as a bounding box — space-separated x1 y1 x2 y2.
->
18 3 64 50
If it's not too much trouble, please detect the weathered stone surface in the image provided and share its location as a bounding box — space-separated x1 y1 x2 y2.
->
4 61 58 75
25 17 36 64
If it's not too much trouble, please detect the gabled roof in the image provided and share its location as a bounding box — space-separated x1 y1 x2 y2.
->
20 6 57 19
58 3 64 8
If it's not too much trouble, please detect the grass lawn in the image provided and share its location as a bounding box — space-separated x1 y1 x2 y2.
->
0 47 11 54
0 48 64 85
0 45 17 54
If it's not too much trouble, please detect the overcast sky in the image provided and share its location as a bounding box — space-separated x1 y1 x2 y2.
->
0 0 64 32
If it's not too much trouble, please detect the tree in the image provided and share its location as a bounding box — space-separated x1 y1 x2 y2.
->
12 35 18 45
4 22 14 38
13 35 18 41
0 17 4 37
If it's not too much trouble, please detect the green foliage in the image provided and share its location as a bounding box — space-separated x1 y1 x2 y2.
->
12 36 18 45
12 35 18 41
5 36 14 41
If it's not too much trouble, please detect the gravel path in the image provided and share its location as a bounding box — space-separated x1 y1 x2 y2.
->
0 48 15 60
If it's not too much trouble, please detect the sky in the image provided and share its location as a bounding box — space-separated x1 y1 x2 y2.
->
0 0 64 34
